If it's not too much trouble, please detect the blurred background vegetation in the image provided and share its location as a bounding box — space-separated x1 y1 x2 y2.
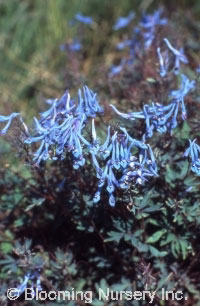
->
0 1 200 305
0 0 199 120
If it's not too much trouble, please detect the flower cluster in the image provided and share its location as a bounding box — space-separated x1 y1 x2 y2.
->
110 9 167 76
0 85 158 206
0 7 197 207
184 139 200 175
24 86 103 167
81 125 158 206
60 12 93 53
140 9 167 50
110 74 195 140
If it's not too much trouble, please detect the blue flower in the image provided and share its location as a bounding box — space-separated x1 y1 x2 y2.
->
24 86 103 166
140 9 167 50
15 271 42 297
92 128 157 206
0 112 20 134
109 59 126 77
110 79 194 140
163 38 188 74
69 39 82 51
111 9 167 77
157 47 169 77
75 13 94 25
140 9 167 28
113 12 135 30
170 74 195 119
184 139 200 175
110 104 144 120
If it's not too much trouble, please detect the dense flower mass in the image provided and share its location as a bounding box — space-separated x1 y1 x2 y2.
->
24 86 103 167
0 8 197 209
0 84 159 206
110 74 195 139
1 5 200 303
88 126 158 206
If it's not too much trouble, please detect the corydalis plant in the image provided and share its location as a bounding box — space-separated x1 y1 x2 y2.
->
24 86 103 167
81 125 158 206
0 85 158 207
110 74 195 140
110 9 167 76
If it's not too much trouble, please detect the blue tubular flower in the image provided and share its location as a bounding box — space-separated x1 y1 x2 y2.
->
146 144 158 176
119 127 147 149
92 128 157 206
111 85 194 139
90 119 100 154
185 139 200 173
106 167 117 193
17 273 30 296
109 194 116 206
170 74 195 120
93 190 101 203
39 99 57 120
76 86 103 118
184 139 200 175
140 9 167 28
75 13 94 25
33 117 48 134
15 271 42 298
0 112 20 134
140 9 167 50
99 126 111 159
24 86 103 166
110 104 144 120
109 59 126 77
163 38 188 74
111 9 167 76
119 140 128 168
157 47 169 77
113 12 135 30
91 152 102 178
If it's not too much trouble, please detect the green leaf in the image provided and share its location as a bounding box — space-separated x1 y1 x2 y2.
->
146 230 167 244
149 246 168 257
179 239 189 260
160 233 175 246
104 231 123 243
0 242 13 254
